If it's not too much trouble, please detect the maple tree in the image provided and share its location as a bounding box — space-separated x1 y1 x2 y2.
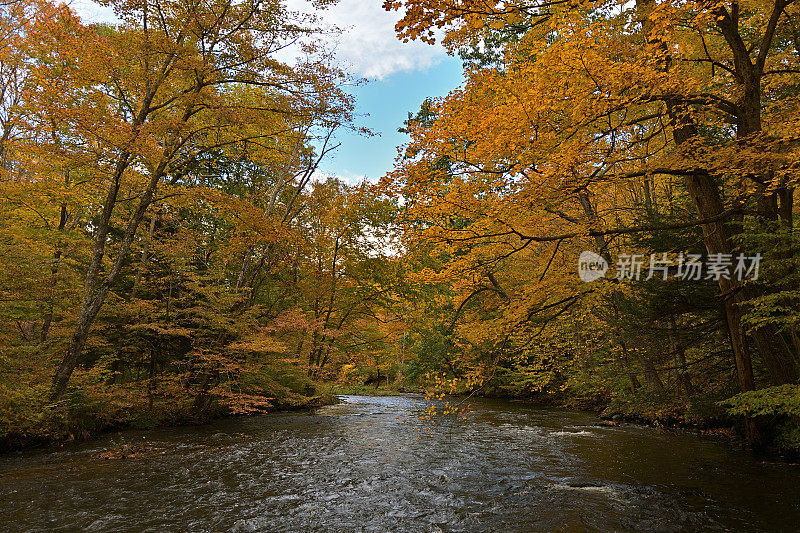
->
0 0 402 443
386 0 800 447
33 0 358 402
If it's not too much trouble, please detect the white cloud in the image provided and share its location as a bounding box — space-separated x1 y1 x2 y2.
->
286 0 449 80
69 0 447 80
313 169 371 186
68 0 119 24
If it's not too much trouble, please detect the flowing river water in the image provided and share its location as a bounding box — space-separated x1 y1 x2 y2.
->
1 394 799 532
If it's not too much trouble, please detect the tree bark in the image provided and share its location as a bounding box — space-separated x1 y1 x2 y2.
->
49 155 174 402
132 211 157 299
668 315 693 398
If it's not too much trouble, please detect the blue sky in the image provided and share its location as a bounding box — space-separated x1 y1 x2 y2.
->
322 58 464 182
71 0 465 182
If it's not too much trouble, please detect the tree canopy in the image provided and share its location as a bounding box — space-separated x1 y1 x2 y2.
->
2 0 800 455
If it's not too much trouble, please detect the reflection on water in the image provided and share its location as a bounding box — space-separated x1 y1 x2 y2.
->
1 395 798 532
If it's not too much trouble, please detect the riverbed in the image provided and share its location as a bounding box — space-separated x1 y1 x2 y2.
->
1 395 798 532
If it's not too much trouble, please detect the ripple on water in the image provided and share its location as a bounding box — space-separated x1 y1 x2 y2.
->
0 395 797 532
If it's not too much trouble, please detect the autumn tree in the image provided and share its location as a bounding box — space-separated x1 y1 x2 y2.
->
387 0 800 444
15 0 354 401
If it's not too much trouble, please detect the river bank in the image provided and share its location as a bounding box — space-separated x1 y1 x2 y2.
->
0 389 338 454
0 379 781 460
1 382 425 453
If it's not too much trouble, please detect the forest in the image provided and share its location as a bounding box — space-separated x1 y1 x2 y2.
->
2 0 800 459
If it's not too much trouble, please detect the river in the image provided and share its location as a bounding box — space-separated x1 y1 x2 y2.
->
1 395 799 532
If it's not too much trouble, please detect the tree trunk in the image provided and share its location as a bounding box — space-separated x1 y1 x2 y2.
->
637 0 763 443
132 211 157 299
50 288 111 401
49 157 170 402
668 315 693 398
48 69 205 400
41 196 71 342
628 342 666 394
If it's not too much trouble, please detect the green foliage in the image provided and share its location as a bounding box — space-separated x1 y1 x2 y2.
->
722 385 800 419
0 381 49 440
775 421 800 454
722 386 800 453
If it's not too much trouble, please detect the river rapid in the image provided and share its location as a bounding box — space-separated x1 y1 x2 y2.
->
1 394 799 532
